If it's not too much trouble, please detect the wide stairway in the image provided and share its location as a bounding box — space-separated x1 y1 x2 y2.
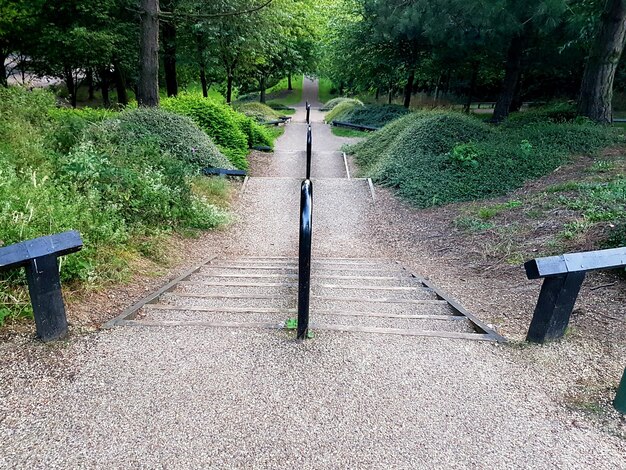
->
128 256 499 340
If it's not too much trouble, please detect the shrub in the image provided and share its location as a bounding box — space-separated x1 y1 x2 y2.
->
349 110 621 208
162 93 250 169
0 88 231 325
234 102 281 122
504 102 578 127
326 100 365 123
48 107 117 153
231 112 274 149
331 104 411 128
88 107 232 170
323 97 363 111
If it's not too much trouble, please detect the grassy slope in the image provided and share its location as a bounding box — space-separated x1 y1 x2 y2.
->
318 77 338 104
266 75 304 106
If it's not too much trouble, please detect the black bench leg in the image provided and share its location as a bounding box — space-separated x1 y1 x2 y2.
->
25 255 68 342
526 272 585 344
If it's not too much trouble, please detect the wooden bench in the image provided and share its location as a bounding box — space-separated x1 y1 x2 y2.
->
0 231 83 341
524 247 626 343
332 121 380 132
202 168 247 178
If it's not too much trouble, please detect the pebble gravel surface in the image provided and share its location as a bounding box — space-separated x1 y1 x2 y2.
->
1 77 624 469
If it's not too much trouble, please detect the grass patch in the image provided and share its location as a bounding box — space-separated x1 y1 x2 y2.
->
265 75 304 106
331 127 370 138
318 77 338 103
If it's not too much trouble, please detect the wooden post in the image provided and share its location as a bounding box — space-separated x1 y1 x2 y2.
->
615 368 626 414
25 255 69 341
526 272 586 344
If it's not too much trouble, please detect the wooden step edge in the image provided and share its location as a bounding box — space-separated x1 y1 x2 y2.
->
310 324 497 341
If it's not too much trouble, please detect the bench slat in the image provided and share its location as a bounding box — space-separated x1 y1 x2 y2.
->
202 168 247 177
525 247 626 279
0 231 83 271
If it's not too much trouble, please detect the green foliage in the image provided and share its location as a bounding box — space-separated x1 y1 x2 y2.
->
48 107 117 153
325 99 365 123
323 97 364 111
234 102 282 122
330 104 411 128
91 107 232 170
504 102 579 127
0 88 230 326
162 93 253 169
347 110 621 208
231 111 274 150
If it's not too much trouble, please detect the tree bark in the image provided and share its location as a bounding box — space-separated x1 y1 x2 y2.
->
138 0 160 107
99 67 111 108
259 76 267 103
65 65 77 108
0 51 8 87
375 87 380 101
578 0 626 123
113 62 129 105
87 69 95 100
492 32 526 123
388 82 393 105
226 73 234 103
288 72 293 90
464 63 479 114
200 64 208 98
403 70 415 108
162 2 178 97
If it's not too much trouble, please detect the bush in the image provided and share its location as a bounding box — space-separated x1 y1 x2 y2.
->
326 100 365 123
234 102 281 122
504 102 578 127
323 97 363 111
162 93 254 169
0 88 230 325
48 107 117 153
331 104 411 128
89 107 232 170
347 110 621 208
231 112 274 150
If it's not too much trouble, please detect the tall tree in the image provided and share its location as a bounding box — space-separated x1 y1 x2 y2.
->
578 0 626 123
138 0 160 106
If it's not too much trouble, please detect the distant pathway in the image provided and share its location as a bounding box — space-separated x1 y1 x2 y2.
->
1 77 624 469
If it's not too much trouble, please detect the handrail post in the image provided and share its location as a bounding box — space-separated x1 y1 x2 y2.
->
306 125 312 180
297 180 313 340
306 102 311 124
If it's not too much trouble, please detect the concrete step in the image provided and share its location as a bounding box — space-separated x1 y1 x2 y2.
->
311 285 436 300
187 273 421 287
200 266 408 278
137 306 474 333
217 257 398 268
161 293 295 310
309 298 454 316
176 283 296 297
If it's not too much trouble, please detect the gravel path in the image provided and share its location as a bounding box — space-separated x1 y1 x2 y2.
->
1 77 624 468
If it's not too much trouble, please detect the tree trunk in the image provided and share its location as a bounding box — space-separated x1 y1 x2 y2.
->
162 3 178 97
578 0 626 123
99 67 111 108
200 64 208 98
492 32 526 123
65 66 77 108
375 87 380 101
113 62 129 105
87 69 95 100
226 73 234 104
403 70 415 108
464 63 479 113
388 83 393 105
510 72 524 112
260 76 267 103
288 72 293 90
0 51 8 87
138 0 160 107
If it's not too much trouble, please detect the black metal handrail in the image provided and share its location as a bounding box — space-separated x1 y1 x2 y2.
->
306 102 311 124
306 125 312 179
297 179 313 339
